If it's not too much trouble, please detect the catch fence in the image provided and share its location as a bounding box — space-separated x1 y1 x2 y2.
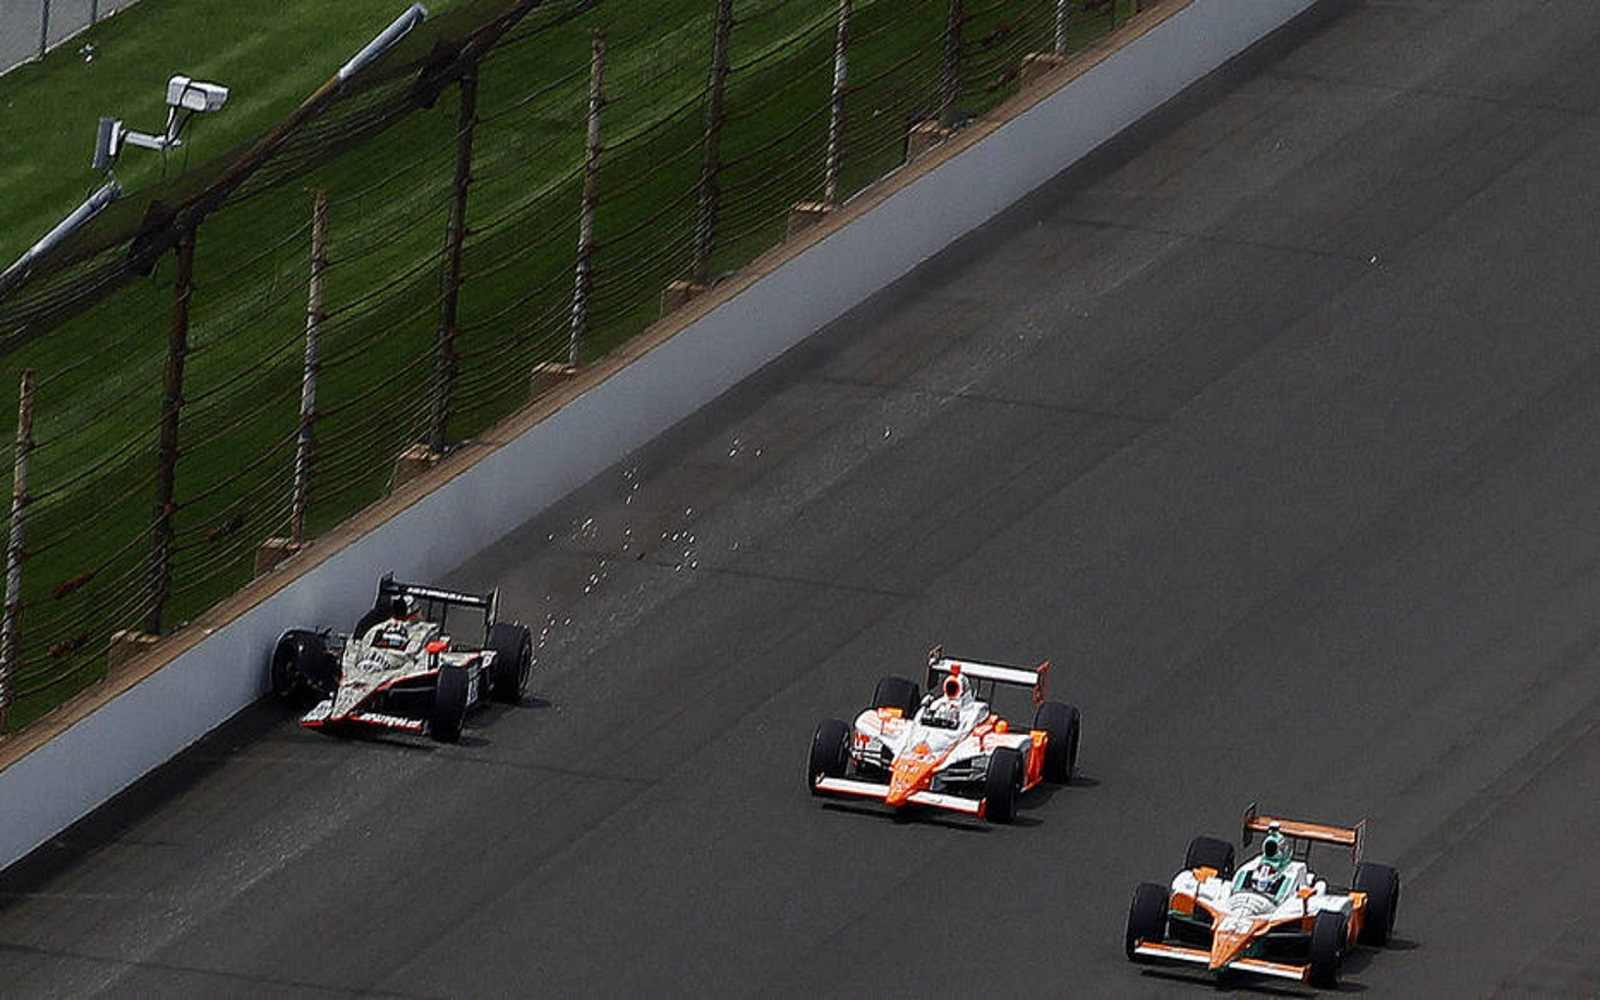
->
0 0 1152 731
0 1 142 77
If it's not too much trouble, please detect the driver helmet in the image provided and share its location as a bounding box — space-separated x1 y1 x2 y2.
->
389 594 415 620
1262 827 1288 865
923 667 968 726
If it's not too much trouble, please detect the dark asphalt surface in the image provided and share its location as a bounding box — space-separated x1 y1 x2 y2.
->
6 0 1600 995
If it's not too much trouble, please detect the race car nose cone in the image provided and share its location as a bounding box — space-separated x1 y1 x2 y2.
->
886 758 934 806
1208 926 1254 971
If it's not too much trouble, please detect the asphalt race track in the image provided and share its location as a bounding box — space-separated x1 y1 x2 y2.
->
6 1 1600 995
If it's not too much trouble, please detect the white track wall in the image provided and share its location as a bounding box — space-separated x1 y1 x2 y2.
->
0 0 1316 871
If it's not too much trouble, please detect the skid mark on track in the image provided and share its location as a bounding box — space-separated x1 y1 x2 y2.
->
1496 912 1600 998
0 940 442 998
1398 702 1600 884
808 374 1167 424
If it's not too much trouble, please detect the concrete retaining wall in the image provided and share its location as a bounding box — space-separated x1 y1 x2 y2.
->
0 0 1317 872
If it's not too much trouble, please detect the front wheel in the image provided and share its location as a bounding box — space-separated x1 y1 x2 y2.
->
983 747 1022 823
1352 861 1400 945
1126 882 1169 960
1032 701 1080 783
487 622 533 703
431 665 470 743
808 719 851 794
1308 910 1346 987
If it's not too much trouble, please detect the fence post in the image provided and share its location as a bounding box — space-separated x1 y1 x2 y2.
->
292 190 327 543
1021 0 1072 88
427 64 480 455
907 0 962 161
691 0 734 286
824 0 851 205
91 1 99 28
147 228 195 635
255 191 325 575
785 0 850 239
0 370 35 731
38 0 51 62
567 31 606 368
939 0 962 126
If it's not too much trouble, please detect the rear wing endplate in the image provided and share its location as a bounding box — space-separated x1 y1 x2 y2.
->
1241 802 1365 864
377 573 499 627
925 645 1049 705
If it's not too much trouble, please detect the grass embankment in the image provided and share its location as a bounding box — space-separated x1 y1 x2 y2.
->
0 0 1140 731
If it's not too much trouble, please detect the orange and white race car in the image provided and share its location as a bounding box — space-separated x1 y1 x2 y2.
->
806 647 1080 823
1125 804 1402 987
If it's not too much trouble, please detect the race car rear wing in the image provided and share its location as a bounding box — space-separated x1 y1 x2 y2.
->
1241 802 1365 864
925 646 1050 705
377 573 499 633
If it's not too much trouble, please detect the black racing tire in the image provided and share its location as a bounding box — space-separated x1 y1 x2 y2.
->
1352 861 1400 946
1183 835 1236 878
430 664 470 743
871 675 920 716
1126 882 1170 960
487 622 533 703
269 631 336 705
1032 701 1080 783
983 747 1023 823
1308 910 1346 987
808 719 852 793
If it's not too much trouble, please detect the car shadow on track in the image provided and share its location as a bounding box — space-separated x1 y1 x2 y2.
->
1017 771 1099 814
1339 936 1419 981
814 775 1100 830
290 693 553 751
1137 940 1415 996
478 694 553 718
1139 967 1345 997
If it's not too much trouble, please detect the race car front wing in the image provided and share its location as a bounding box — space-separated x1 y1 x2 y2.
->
812 776 983 816
1131 941 1308 982
301 701 426 735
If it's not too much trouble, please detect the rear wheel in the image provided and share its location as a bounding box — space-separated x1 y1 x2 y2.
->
1126 882 1169 960
1352 861 1400 945
430 665 469 743
871 675 919 716
1032 701 1080 782
1183 835 1236 878
1308 910 1346 987
983 747 1022 823
808 719 851 794
487 622 533 703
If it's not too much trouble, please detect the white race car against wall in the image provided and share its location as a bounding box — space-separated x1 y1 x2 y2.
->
269 574 532 743
807 647 1081 823
1125 804 1402 988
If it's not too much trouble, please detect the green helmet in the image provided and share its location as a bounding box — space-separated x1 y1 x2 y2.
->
1262 829 1287 863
